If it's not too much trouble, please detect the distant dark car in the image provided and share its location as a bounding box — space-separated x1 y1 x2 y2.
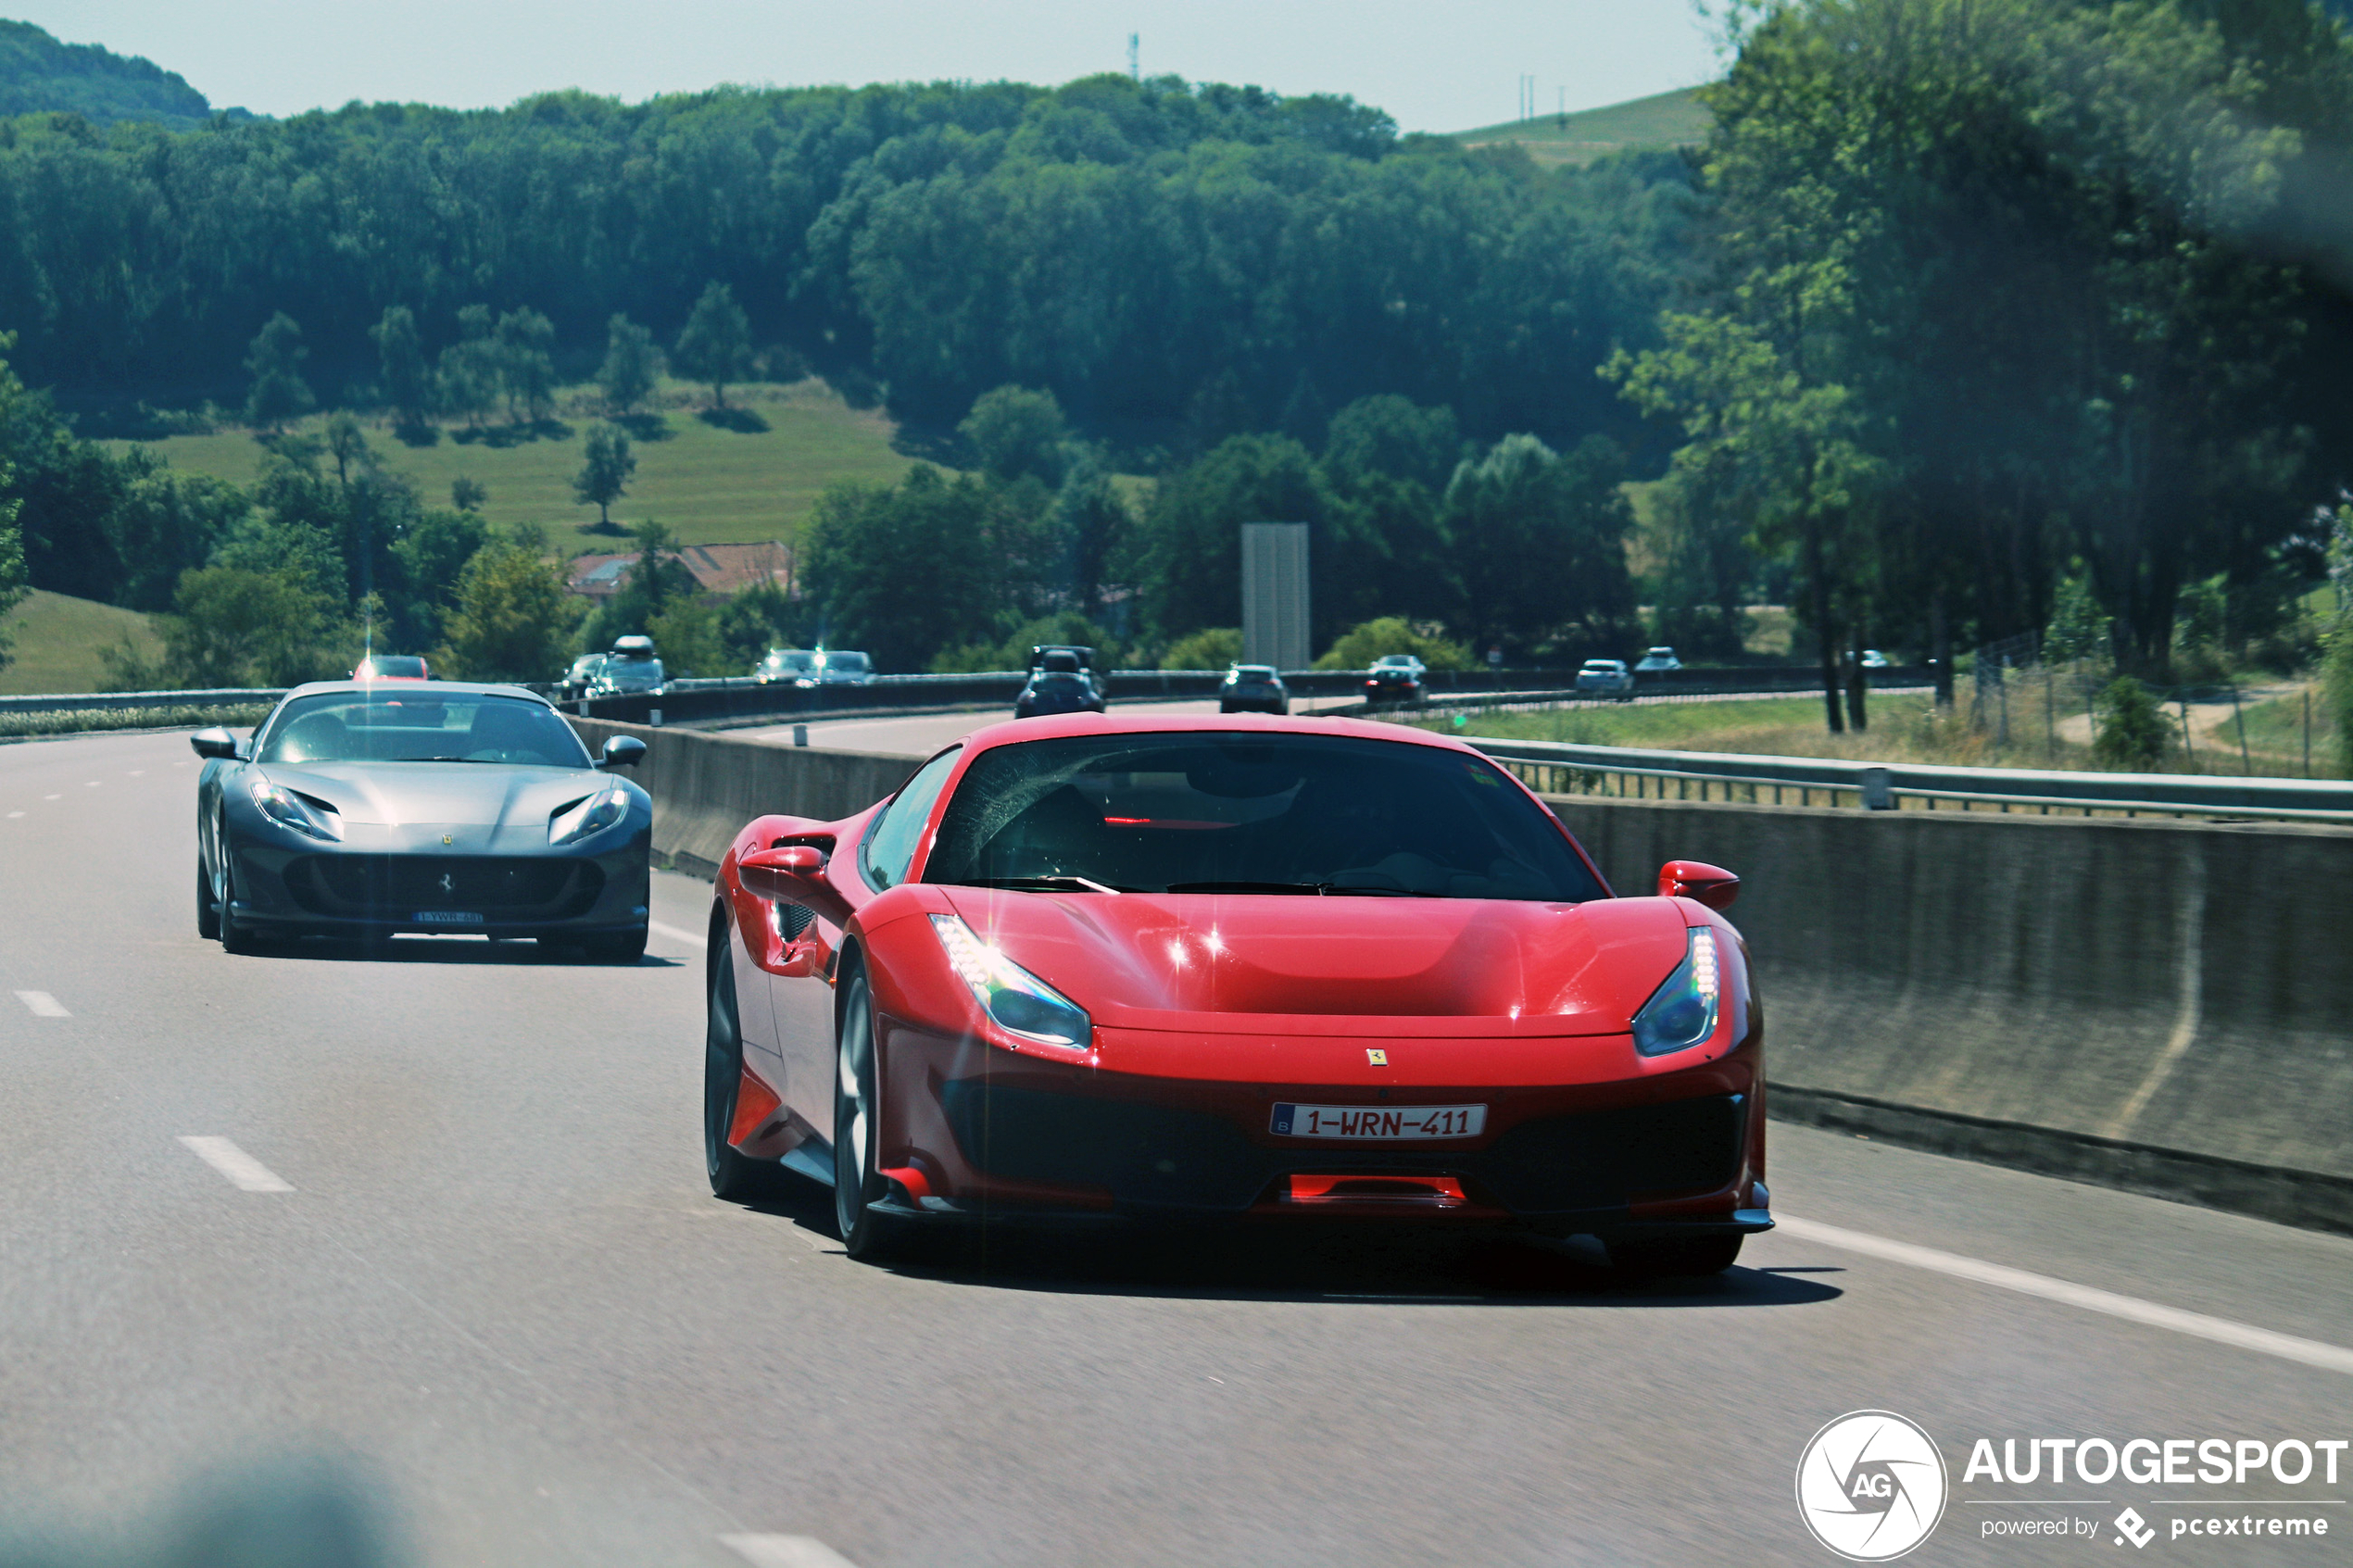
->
592 636 666 697
1014 649 1106 719
559 654 605 702
1634 647 1682 674
1219 663 1289 714
355 654 430 681
813 650 875 687
1363 654 1426 704
1028 644 1094 672
756 648 821 685
191 682 651 960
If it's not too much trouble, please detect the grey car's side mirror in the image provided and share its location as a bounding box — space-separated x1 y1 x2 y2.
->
190 728 241 761
598 735 648 769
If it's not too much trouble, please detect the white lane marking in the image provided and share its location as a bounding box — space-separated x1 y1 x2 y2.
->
83 781 99 787
14 990 69 1017
6 810 21 819
177 1135 296 1193
128 770 145 776
43 793 59 800
651 920 707 950
720 1537 861 1568
1776 1214 2353 1377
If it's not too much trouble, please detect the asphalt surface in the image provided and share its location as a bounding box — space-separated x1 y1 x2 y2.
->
5 727 2350 1567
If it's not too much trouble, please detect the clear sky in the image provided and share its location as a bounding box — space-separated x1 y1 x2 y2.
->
11 1 1723 133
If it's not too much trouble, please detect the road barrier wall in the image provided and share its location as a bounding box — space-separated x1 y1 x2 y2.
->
572 711 2353 1233
1548 795 2353 1233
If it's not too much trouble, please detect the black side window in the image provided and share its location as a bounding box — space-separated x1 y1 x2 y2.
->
860 746 962 890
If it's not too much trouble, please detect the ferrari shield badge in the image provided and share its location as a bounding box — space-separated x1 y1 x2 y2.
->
1365 1048 1388 1065
441 834 453 845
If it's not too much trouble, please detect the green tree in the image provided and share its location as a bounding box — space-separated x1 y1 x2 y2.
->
1315 617 1471 671
157 566 348 687
647 595 725 677
803 466 1009 671
0 457 23 674
673 282 753 408
585 518 698 646
1441 433 1637 659
324 411 371 487
104 463 249 612
370 306 432 429
243 312 314 432
389 506 489 648
961 384 1072 486
1159 627 1241 671
598 314 661 415
435 306 499 429
496 307 557 422
434 539 584 682
716 579 809 672
1131 434 1332 643
2093 677 2175 771
449 475 486 513
573 422 636 529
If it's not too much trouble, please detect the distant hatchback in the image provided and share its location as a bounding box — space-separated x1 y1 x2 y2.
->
1363 654 1426 704
1575 659 1634 697
1219 664 1289 715
1633 647 1681 674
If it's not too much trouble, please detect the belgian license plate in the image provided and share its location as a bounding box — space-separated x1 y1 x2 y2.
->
414 909 484 924
1271 1103 1487 1140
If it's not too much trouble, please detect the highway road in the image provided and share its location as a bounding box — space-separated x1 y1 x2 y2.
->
5 727 2351 1567
733 696 1363 758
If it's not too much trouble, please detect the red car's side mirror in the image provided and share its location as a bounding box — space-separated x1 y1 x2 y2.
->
1659 859 1740 911
739 845 853 926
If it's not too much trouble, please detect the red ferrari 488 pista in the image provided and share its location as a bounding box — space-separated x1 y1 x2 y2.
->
703 713 1770 1273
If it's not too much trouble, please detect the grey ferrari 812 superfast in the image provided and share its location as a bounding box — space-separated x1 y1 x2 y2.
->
191 682 652 960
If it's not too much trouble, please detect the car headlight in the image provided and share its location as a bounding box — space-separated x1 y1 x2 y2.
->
1630 927 1721 1057
929 913 1092 1049
549 785 630 846
248 777 341 841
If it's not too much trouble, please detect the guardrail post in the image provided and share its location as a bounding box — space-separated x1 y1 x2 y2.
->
1861 767 1895 810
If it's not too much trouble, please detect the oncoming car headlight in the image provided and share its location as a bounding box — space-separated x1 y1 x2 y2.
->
548 785 630 846
248 777 341 841
1630 927 1722 1057
929 913 1092 1049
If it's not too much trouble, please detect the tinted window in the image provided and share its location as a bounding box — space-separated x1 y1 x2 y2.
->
258 693 590 767
860 746 963 890
927 733 1605 902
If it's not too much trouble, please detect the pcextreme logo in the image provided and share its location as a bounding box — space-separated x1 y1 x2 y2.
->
1796 1411 1951 1562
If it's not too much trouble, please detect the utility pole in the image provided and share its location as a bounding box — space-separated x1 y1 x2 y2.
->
1128 33 1139 81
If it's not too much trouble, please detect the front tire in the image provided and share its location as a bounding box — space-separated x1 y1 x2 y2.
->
196 858 220 939
704 943 765 1199
1611 1235 1743 1277
833 968 902 1261
583 925 648 964
217 842 259 955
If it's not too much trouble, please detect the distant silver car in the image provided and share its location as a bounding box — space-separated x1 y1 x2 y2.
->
812 650 875 687
755 648 821 685
1574 659 1635 697
1634 646 1682 673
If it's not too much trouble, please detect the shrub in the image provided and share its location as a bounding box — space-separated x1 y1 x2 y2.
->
2092 677 2175 771
1160 627 1241 670
1314 616 1472 671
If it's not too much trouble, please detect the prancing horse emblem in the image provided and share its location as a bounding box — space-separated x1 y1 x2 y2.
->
441 834 453 845
1366 1048 1388 1065
438 872 454 896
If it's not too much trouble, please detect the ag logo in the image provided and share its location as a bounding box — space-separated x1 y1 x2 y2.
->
1795 1411 1948 1561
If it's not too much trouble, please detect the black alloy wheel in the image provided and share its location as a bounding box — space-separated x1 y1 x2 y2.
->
704 938 764 1199
216 826 259 955
1610 1235 1743 1277
832 967 901 1260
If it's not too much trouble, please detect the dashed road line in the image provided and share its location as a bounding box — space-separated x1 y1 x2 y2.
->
720 1537 861 1568
177 1136 296 1193
13 990 68 1017
6 810 21 819
651 920 708 950
1777 1214 2353 1377
43 794 58 800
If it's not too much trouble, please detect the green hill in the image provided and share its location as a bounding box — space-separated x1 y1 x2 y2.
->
1456 86 1712 167
0 19 217 130
110 378 922 557
0 589 159 695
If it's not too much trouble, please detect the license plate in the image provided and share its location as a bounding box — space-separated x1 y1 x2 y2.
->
1270 1103 1487 1140
413 909 484 924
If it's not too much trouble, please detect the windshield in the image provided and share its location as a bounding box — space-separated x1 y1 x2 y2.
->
825 652 872 674
925 732 1605 901
258 693 592 767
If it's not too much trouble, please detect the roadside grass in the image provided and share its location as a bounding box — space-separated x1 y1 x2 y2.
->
0 590 160 696
108 377 920 555
2230 688 2339 777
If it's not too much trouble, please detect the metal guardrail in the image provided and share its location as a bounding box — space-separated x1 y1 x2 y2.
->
1470 738 2353 823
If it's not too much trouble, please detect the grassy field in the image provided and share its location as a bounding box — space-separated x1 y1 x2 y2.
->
1455 87 1712 167
108 378 920 557
0 590 159 695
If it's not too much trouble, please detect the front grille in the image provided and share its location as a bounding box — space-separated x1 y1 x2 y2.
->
287 855 602 919
1479 1095 1743 1213
941 1081 1270 1210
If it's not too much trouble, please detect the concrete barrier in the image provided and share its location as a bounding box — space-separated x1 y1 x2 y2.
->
1548 795 2353 1234
572 718 917 879
569 711 2353 1235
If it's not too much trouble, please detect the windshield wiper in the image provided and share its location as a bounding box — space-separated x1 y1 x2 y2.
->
1161 880 1420 897
951 874 1134 895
